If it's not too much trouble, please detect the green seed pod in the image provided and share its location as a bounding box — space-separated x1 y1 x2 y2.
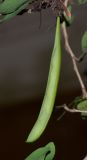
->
26 17 61 143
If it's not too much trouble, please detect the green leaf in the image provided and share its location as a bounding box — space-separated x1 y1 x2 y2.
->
77 100 87 118
78 0 87 4
25 142 55 160
81 31 87 53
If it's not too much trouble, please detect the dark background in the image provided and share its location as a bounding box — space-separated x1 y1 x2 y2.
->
0 3 87 160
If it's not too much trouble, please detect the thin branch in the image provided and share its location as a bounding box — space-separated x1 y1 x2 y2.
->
62 22 87 98
64 0 69 6
57 111 66 120
76 52 87 62
60 104 87 114
83 155 87 160
63 0 87 62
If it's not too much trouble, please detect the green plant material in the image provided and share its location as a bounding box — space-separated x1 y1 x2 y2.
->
64 5 74 26
78 0 87 4
81 31 87 53
0 0 4 3
71 96 83 107
77 99 87 117
0 0 32 22
0 0 29 13
25 142 55 160
26 17 61 143
71 97 87 118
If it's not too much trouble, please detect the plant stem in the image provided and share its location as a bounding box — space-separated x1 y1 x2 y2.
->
62 104 87 114
62 22 87 98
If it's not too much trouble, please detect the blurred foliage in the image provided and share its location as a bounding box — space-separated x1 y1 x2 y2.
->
81 31 87 53
25 142 55 160
78 0 87 4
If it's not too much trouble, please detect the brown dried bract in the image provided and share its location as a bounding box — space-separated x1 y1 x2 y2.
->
27 0 70 17
51 0 65 17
